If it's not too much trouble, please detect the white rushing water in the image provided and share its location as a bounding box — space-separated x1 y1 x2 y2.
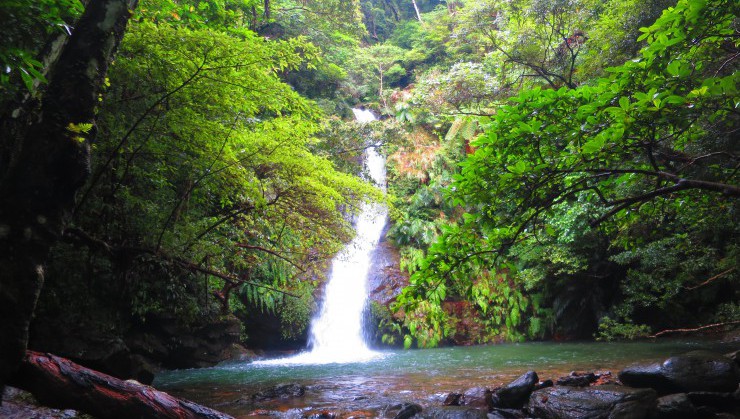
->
256 108 386 365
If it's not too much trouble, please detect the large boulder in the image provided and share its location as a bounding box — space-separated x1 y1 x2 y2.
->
493 371 539 408
417 406 488 419
655 393 697 419
616 362 670 392
488 408 527 419
619 351 740 394
528 385 657 419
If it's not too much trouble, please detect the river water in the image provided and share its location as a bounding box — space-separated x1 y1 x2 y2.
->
154 339 737 418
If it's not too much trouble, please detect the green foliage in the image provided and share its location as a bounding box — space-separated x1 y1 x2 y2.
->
276 281 316 340
348 43 408 106
37 3 383 343
10 0 736 353
0 0 83 96
413 62 499 113
713 302 740 323
595 316 651 341
366 301 406 347
394 0 739 347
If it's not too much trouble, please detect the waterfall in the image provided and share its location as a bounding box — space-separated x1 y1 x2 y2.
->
256 108 386 365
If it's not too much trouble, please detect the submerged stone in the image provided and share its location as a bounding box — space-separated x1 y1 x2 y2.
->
252 383 306 401
418 406 488 419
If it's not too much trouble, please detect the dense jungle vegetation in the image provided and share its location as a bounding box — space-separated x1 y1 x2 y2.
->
0 0 738 389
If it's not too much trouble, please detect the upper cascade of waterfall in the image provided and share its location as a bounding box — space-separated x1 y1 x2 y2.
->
352 108 377 124
255 108 386 366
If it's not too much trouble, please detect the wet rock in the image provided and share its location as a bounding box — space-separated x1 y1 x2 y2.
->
1 386 85 419
462 387 493 408
534 380 554 391
367 226 409 306
127 354 161 385
444 392 463 406
303 411 336 419
393 403 423 419
345 410 374 418
493 371 538 408
592 371 615 386
655 393 697 419
619 351 740 394
687 391 739 410
556 372 596 387
246 409 272 416
220 343 255 363
487 408 526 419
725 349 740 367
617 362 671 392
528 385 657 419
663 351 740 392
252 383 306 401
418 406 488 419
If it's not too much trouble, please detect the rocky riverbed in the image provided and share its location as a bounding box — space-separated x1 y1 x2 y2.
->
1 386 90 419
8 345 738 418
406 349 740 419
241 349 740 418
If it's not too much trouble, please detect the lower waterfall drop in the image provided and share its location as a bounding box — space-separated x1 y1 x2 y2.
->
256 108 386 365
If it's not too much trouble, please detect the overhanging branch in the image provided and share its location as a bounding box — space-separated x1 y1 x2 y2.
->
61 227 297 298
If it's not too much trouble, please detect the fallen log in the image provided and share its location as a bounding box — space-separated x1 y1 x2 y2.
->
11 351 233 419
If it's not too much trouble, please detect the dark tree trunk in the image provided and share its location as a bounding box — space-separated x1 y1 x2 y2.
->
0 0 138 393
11 351 234 419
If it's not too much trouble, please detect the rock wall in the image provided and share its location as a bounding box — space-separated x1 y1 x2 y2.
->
29 314 247 384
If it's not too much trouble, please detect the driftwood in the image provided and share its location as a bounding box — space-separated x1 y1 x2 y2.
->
11 351 233 419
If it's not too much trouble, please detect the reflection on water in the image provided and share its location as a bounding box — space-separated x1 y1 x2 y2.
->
154 339 738 418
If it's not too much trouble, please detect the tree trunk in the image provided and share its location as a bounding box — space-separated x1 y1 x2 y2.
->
0 0 138 393
11 351 234 419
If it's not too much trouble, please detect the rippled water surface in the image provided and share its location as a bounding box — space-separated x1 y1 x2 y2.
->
154 339 738 418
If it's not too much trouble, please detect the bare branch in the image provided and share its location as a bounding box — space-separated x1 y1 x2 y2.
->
685 267 736 290
649 320 740 338
61 227 297 297
236 243 306 272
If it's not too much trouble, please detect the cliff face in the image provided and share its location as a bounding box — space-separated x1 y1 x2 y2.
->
367 225 409 307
